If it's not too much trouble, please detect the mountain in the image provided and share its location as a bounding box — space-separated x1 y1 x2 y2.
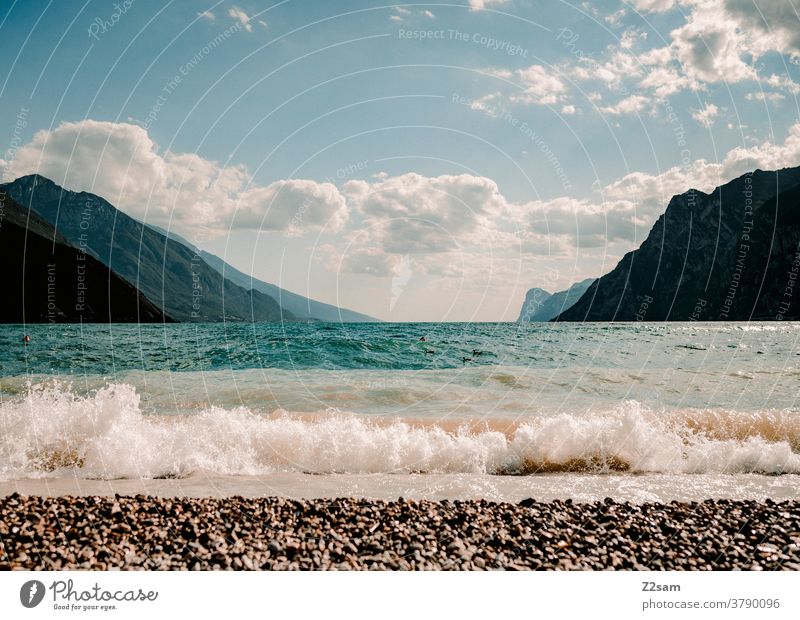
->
518 278 595 322
149 224 378 322
199 250 378 322
1 175 292 322
0 191 169 323
556 167 800 321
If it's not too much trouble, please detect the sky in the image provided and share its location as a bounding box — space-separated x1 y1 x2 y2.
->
1 0 799 321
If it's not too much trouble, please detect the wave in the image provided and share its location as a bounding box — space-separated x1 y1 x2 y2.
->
1 383 799 479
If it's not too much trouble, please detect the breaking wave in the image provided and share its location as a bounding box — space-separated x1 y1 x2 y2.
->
1 383 799 479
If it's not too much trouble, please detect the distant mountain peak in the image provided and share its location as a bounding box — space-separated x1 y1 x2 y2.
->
518 278 594 322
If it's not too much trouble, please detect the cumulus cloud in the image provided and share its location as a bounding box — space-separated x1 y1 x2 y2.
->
509 64 569 106
724 0 800 58
691 103 721 127
2 120 347 236
343 172 509 254
670 5 756 84
471 65 571 116
197 10 215 22
600 94 652 115
228 6 253 32
562 0 800 117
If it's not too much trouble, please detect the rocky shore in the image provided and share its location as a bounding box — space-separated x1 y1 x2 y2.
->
1 494 798 570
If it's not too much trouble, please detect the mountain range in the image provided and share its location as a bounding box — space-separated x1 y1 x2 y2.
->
554 166 800 321
4 165 799 325
0 175 376 323
150 225 376 322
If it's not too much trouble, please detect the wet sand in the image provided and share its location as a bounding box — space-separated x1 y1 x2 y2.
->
3 472 800 503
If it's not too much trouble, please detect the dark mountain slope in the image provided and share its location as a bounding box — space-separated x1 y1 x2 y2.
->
1 175 292 322
0 192 169 323
556 167 800 321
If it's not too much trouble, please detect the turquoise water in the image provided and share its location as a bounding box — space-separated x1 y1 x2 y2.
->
1 322 799 482
2 320 798 374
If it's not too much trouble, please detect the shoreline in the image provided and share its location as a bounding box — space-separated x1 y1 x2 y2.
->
1 494 798 570
3 472 800 503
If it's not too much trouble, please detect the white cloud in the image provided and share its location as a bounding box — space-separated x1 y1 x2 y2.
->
764 74 800 95
745 92 786 103
197 10 215 22
6 120 800 289
523 122 800 250
565 0 800 110
473 65 570 115
342 172 509 254
331 246 400 277
600 94 652 115
724 0 800 58
691 103 720 127
510 64 568 106
423 10 436 19
468 0 511 10
228 6 253 32
238 179 348 235
2 120 347 236
571 51 642 87
670 5 756 84
620 29 647 50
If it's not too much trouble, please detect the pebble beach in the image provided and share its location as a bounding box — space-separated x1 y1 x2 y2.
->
1 494 798 570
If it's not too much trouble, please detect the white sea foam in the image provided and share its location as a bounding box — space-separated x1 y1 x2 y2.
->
1 383 799 479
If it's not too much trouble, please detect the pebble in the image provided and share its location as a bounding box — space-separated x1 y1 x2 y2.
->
0 494 797 570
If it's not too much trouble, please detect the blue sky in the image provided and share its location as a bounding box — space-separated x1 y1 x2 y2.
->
1 0 799 320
